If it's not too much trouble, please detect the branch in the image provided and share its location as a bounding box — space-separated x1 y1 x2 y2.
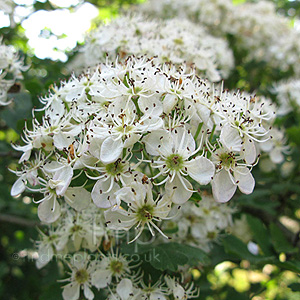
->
0 213 39 227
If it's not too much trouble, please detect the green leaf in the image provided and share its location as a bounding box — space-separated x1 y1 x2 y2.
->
269 223 297 253
246 214 273 256
286 126 300 146
276 260 300 273
0 92 32 132
288 283 300 292
222 235 273 264
121 242 210 272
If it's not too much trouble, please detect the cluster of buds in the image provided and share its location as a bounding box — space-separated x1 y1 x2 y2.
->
74 15 234 82
0 38 28 105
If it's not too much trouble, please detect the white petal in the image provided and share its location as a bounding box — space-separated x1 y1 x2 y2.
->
143 129 171 156
150 293 167 300
138 95 163 116
243 137 256 164
235 167 255 195
165 175 193 204
64 187 91 211
83 284 94 300
163 94 177 114
270 148 284 164
173 285 186 300
220 125 243 152
11 176 26 197
36 244 53 269
116 279 133 300
53 165 73 196
38 196 61 223
100 137 123 164
91 179 118 208
211 169 237 203
91 269 112 289
172 126 195 156
62 283 80 300
53 131 74 150
185 156 215 185
104 208 136 231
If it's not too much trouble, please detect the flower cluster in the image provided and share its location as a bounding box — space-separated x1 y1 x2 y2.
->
226 1 300 73
161 194 234 252
58 251 199 300
138 0 232 31
138 0 300 75
74 15 234 82
11 56 277 299
0 39 28 105
273 78 300 116
12 55 275 225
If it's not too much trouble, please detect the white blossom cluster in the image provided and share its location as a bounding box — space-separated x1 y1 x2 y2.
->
11 56 277 299
74 15 234 82
161 194 234 252
0 38 28 105
57 251 199 300
226 1 300 73
272 78 300 116
138 0 232 30
139 0 300 75
11 56 275 222
35 203 107 269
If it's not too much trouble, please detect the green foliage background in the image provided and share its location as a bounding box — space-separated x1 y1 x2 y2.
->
0 0 300 299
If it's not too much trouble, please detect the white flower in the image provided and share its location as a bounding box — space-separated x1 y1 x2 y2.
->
91 252 132 289
108 279 141 300
61 252 96 300
210 142 255 203
165 275 200 299
105 181 172 242
0 38 28 105
144 126 214 204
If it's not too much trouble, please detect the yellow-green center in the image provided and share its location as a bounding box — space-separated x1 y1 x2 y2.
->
75 269 89 284
166 154 184 171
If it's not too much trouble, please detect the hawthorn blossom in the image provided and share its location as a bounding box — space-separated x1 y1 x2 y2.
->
210 141 255 203
144 126 215 204
61 252 96 300
105 181 172 242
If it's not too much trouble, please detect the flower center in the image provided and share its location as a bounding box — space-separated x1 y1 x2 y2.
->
105 160 125 176
75 269 89 284
218 152 236 169
109 259 124 275
136 204 154 222
70 224 83 233
166 154 184 171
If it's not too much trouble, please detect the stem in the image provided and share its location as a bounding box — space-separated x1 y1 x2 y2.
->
0 213 38 227
194 122 203 141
